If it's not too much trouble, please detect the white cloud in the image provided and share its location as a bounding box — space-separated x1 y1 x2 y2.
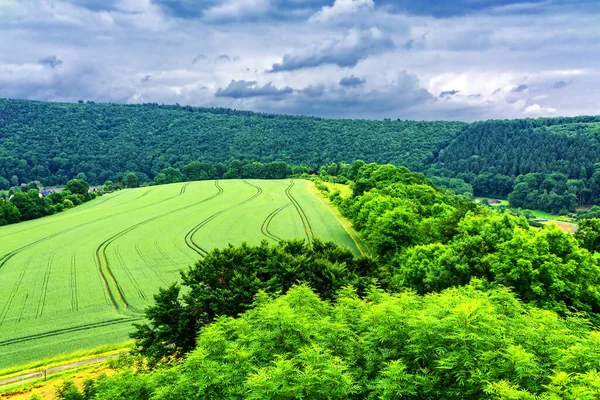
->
523 103 557 116
310 0 374 25
204 0 270 22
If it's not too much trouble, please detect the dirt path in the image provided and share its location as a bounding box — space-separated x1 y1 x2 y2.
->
0 355 113 388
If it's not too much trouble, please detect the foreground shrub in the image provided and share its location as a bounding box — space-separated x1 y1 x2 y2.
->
92 283 600 399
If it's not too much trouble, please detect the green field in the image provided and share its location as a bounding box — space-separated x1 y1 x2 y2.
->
0 179 360 368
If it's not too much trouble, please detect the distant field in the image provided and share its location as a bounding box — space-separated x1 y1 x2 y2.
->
322 182 353 198
0 179 360 368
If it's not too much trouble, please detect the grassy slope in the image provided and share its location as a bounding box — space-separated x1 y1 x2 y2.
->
0 179 360 369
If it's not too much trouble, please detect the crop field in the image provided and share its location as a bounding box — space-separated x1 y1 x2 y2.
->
0 179 360 368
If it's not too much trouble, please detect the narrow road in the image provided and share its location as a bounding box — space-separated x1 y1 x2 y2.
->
0 355 114 387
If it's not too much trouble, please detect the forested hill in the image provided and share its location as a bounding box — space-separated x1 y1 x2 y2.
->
428 117 600 212
2 98 600 212
432 117 600 180
0 99 463 186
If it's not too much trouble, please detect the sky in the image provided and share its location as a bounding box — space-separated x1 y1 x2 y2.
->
0 0 599 121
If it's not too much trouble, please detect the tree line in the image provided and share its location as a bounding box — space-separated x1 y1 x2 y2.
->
51 161 600 399
3 99 600 214
0 179 96 227
0 98 462 188
429 117 600 213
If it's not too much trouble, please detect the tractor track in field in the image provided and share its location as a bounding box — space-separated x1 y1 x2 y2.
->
184 180 262 256
135 243 168 286
137 188 152 199
0 190 128 243
0 183 192 274
94 181 222 310
285 180 314 245
154 239 178 269
0 256 32 325
0 318 141 347
35 254 56 319
115 246 146 300
17 293 29 323
70 254 79 312
260 203 292 242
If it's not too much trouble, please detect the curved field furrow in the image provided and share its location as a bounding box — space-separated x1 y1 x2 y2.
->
17 293 29 323
0 190 137 243
185 180 262 255
0 179 364 368
261 203 292 242
0 318 142 348
115 246 147 300
285 180 315 245
0 256 33 325
94 181 224 310
0 185 188 274
154 239 178 269
135 243 168 286
137 188 153 199
35 254 56 319
0 191 126 243
70 253 78 312
180 183 190 195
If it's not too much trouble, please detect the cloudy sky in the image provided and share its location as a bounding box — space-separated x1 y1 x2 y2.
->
1 0 599 121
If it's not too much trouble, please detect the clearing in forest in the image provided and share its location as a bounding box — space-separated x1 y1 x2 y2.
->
0 179 360 368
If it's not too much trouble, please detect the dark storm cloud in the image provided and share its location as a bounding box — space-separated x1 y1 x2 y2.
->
270 29 395 72
339 75 365 87
300 84 326 97
440 90 460 98
2 0 599 121
39 55 63 68
216 80 293 98
267 71 434 118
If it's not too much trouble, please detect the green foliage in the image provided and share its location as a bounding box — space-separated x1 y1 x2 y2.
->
130 239 376 367
123 172 139 188
0 198 20 225
92 284 600 399
0 99 464 186
0 179 360 367
335 162 476 258
54 379 85 400
430 118 600 212
318 162 600 321
65 179 90 196
392 216 600 319
575 218 600 254
10 189 53 220
102 180 114 192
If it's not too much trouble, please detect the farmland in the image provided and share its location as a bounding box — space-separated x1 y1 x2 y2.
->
0 179 360 368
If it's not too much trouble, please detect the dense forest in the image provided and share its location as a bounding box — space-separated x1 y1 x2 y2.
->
51 162 600 399
2 98 600 214
0 99 462 187
429 117 600 213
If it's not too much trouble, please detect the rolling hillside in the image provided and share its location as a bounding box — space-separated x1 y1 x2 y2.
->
0 99 464 186
2 98 600 213
0 179 361 368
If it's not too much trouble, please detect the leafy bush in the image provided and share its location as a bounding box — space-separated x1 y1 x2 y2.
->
98 284 600 399
130 239 377 367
